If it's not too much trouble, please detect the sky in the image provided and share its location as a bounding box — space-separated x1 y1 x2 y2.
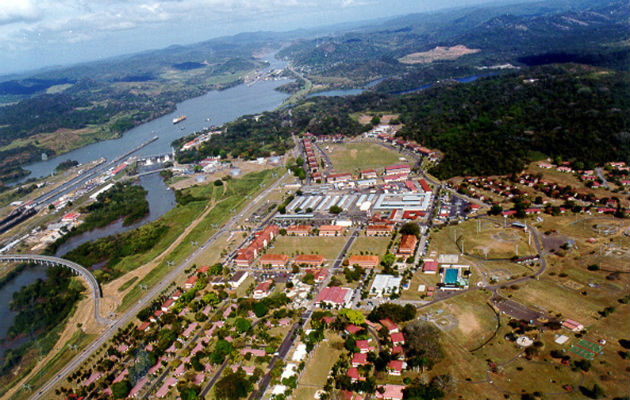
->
1 0 509 76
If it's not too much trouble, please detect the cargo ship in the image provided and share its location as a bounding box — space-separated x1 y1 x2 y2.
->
172 115 187 124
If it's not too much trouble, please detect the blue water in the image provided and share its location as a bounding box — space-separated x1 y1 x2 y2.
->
444 268 458 285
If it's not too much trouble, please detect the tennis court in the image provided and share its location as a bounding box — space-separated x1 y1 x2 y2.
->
577 339 602 353
569 345 595 360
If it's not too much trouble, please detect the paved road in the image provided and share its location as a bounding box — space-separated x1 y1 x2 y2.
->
0 254 108 324
29 170 290 400
595 168 609 189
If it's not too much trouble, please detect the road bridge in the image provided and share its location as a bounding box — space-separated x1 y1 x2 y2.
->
0 254 110 325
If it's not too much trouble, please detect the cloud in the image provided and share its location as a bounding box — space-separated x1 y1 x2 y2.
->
0 0 40 25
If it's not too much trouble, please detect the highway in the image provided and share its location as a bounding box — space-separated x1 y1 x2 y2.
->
28 170 290 400
0 254 108 324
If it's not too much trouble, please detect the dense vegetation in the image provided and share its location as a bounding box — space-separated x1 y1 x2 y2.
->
7 266 84 338
47 182 149 255
54 159 79 173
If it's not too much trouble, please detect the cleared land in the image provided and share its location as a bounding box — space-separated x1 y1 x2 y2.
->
294 333 344 400
324 142 403 173
398 45 480 64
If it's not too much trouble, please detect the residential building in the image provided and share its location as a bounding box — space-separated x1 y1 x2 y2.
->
379 318 399 334
184 275 198 289
387 360 405 376
294 254 325 266
348 255 379 269
360 169 378 179
319 225 345 236
398 234 417 255
286 225 312 236
259 253 289 267
351 352 368 367
366 224 394 236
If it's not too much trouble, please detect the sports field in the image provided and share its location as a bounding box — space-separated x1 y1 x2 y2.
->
324 142 404 173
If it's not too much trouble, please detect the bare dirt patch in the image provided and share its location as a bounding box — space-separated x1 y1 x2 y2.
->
399 45 481 64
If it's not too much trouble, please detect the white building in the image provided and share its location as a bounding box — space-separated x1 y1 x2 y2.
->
369 274 403 297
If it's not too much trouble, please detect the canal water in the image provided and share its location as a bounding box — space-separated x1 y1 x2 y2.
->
1 54 292 363
53 172 176 258
22 56 290 181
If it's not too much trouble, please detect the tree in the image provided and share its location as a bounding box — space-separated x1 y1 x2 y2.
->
339 309 365 325
215 371 252 399
235 317 251 333
368 303 416 323
329 205 343 214
253 302 268 317
404 320 443 371
399 222 420 237
371 115 381 126
111 380 131 399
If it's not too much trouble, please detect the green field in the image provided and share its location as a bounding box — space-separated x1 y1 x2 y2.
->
325 142 404 173
294 333 344 400
269 236 347 261
348 236 391 258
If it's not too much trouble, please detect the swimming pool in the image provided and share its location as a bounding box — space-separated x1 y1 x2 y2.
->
444 268 459 285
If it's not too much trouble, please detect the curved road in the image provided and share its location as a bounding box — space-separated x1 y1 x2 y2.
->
26 170 289 400
0 254 109 325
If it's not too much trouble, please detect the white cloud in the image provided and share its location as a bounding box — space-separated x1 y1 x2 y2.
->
0 0 40 25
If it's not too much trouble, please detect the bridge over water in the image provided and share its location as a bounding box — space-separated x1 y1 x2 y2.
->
0 254 110 325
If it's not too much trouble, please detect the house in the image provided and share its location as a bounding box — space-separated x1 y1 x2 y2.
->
385 164 411 175
347 367 363 382
315 286 353 307
240 348 267 357
376 384 405 400
305 268 328 282
398 234 417 255
184 275 198 289
137 322 151 332
259 253 289 267
356 339 371 353
366 224 394 236
62 212 80 222
171 290 181 300
228 271 248 288
294 254 325 266
161 299 175 312
345 324 364 335
562 319 584 332
319 225 345 236
387 360 405 376
253 280 273 299
360 169 378 179
287 225 312 236
383 172 408 183
423 259 438 274
348 255 379 269
326 172 353 183
390 332 405 346
379 318 399 334
351 352 368 367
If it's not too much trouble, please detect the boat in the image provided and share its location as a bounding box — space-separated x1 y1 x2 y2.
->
172 115 187 124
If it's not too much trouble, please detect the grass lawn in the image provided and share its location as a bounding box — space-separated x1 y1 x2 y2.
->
269 236 347 261
295 333 344 398
324 142 403 173
10 330 96 400
430 220 535 260
119 169 280 310
348 236 391 258
490 358 583 394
